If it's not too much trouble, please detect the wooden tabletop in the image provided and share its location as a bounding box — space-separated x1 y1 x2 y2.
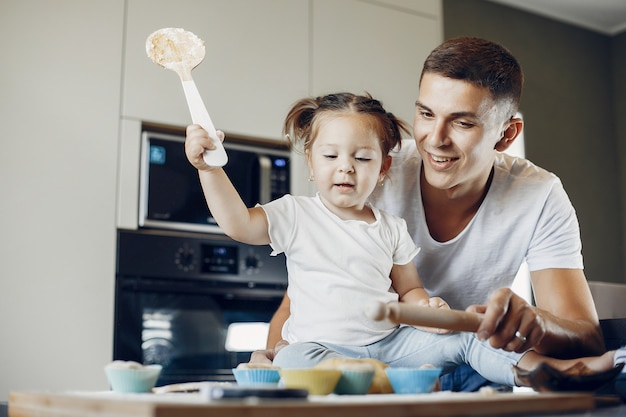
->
8 390 600 417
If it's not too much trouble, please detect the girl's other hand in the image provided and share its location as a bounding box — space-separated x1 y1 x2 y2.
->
414 297 452 334
425 297 449 310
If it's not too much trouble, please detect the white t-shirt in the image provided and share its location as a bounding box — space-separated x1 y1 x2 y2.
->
370 139 583 310
260 194 420 345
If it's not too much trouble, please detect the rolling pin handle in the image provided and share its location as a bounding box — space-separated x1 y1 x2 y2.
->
366 302 389 321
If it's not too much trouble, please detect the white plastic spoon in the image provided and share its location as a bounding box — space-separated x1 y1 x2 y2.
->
146 28 228 167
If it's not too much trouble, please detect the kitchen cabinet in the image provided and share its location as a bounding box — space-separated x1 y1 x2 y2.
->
0 0 125 402
122 0 442 139
311 0 441 126
123 0 310 139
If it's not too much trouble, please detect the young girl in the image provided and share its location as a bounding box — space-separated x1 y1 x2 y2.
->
185 92 621 387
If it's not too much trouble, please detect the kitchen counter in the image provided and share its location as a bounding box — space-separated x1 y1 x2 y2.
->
8 389 626 417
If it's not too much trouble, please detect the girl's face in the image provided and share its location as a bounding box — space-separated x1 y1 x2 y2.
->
306 113 390 220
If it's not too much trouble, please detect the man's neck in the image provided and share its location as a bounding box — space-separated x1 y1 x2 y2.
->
420 167 494 242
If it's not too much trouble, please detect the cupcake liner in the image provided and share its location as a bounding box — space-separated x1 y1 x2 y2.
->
280 369 342 395
105 365 162 393
385 367 441 394
232 368 281 386
334 369 375 395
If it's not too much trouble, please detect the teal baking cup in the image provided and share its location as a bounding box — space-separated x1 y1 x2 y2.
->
105 364 162 393
232 368 281 386
334 368 375 395
385 367 441 394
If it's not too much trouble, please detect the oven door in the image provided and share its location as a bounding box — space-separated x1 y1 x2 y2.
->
113 276 284 385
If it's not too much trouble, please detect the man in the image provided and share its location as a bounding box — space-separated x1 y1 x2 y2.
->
252 37 605 391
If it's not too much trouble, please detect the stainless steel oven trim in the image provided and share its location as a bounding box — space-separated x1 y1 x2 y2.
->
258 155 272 205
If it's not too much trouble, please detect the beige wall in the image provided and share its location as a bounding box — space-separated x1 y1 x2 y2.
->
443 0 626 283
612 31 626 282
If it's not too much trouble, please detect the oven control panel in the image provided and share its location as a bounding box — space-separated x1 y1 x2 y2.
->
117 229 287 286
201 244 238 274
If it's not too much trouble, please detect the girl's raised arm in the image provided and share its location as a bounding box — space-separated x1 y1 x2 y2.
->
186 124 271 245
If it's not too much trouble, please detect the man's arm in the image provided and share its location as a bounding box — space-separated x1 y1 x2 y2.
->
248 292 290 365
267 293 290 348
530 268 604 356
474 268 604 357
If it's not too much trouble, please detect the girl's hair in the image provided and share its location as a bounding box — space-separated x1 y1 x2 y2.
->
282 92 410 157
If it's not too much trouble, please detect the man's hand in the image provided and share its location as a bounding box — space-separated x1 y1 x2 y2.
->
468 288 545 353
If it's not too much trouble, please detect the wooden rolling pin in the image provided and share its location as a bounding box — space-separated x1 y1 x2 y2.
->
368 302 484 332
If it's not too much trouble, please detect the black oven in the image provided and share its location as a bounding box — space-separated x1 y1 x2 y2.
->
113 229 287 385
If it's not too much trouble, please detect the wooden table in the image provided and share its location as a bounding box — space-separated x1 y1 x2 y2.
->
8 390 603 417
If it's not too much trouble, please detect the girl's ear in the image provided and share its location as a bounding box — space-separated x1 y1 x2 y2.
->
380 155 392 180
495 117 523 152
305 148 314 178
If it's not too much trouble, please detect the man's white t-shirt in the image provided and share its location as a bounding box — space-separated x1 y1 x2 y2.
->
260 194 420 346
370 139 583 310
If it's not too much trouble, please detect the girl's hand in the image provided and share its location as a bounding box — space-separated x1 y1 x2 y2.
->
248 340 289 365
423 296 450 310
185 124 225 171
413 297 452 334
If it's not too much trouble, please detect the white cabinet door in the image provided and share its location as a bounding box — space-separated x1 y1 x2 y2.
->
311 0 442 127
371 0 441 15
1 0 125 399
123 0 309 139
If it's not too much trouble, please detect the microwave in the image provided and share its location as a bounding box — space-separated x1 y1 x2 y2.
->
139 129 290 234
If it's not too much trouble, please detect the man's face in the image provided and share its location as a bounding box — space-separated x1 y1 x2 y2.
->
413 73 509 198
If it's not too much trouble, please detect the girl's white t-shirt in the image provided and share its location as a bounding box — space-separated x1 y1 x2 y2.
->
260 194 420 345
370 139 583 310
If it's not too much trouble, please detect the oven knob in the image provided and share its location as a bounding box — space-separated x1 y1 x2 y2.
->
243 254 260 274
175 246 195 272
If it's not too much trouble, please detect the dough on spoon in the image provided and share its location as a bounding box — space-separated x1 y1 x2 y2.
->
146 28 205 72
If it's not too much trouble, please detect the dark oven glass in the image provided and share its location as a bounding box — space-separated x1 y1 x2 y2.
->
114 276 283 384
